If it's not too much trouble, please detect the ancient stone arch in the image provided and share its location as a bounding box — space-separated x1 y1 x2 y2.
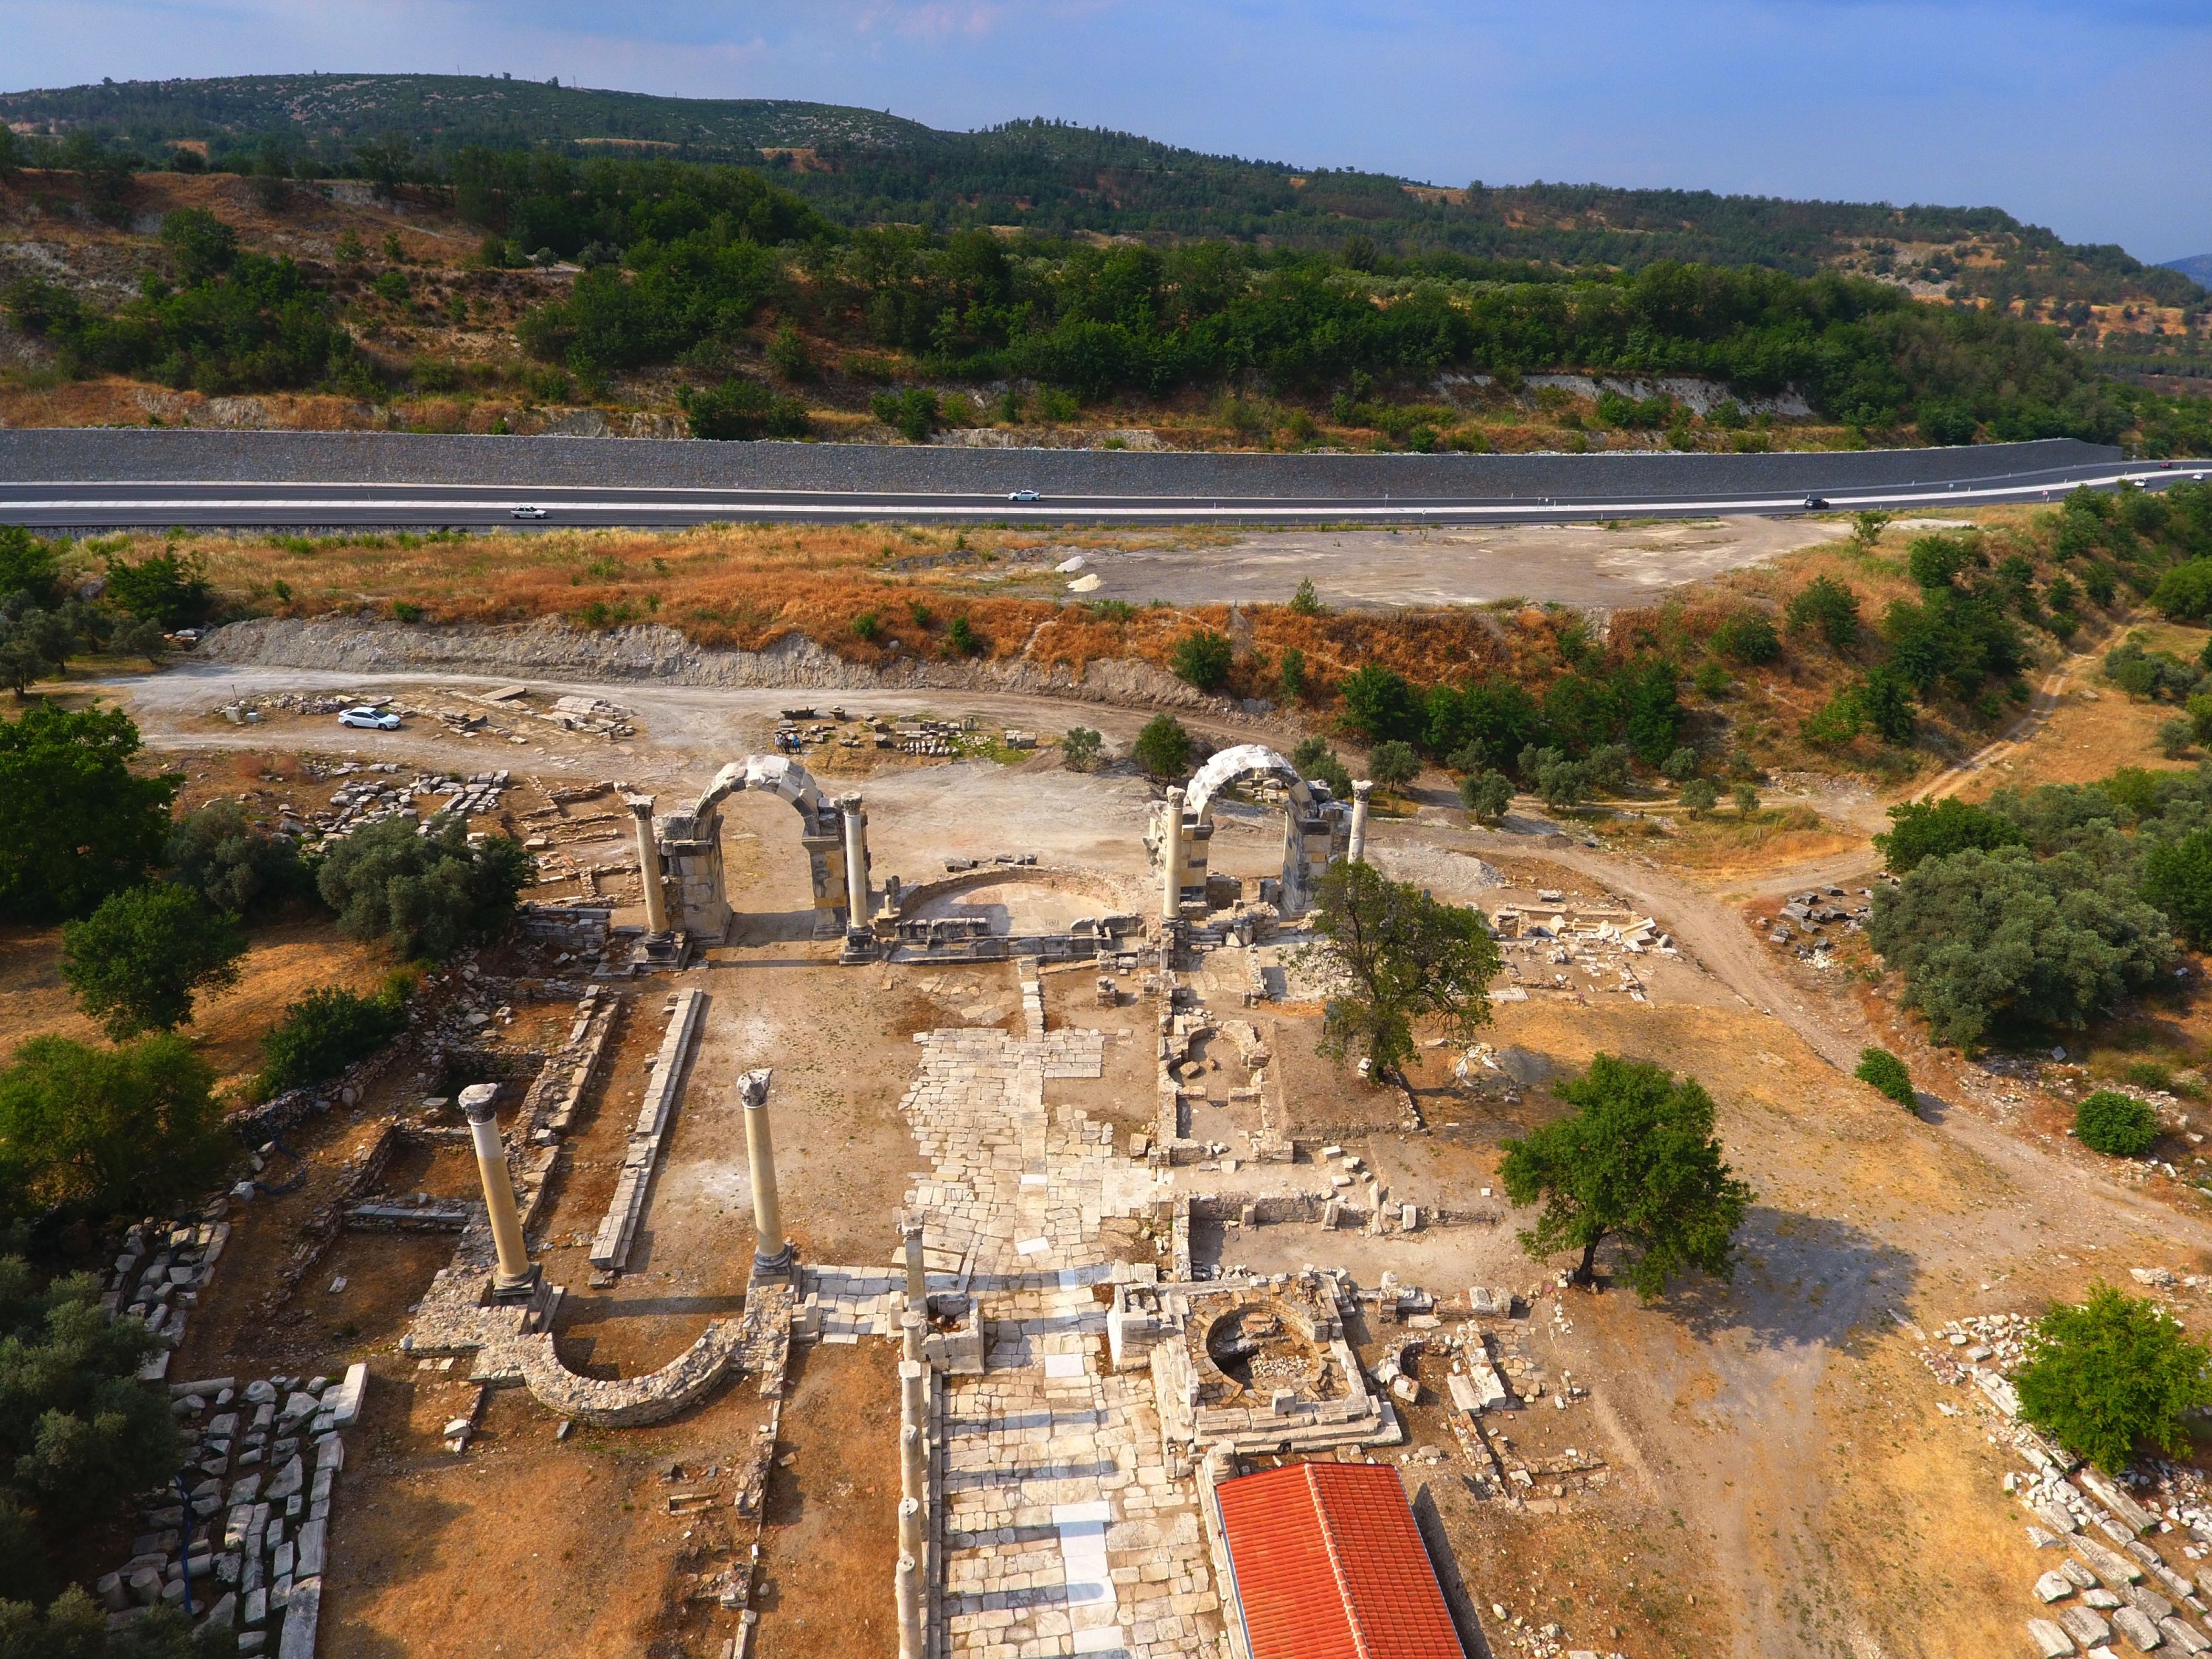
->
1148 742 1346 915
655 755 860 941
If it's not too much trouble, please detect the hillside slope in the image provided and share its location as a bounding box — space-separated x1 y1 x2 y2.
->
2 74 2200 311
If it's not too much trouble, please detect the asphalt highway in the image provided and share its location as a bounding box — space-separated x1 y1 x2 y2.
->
0 453 2201 531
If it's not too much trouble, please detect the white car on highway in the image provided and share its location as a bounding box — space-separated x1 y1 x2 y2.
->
510 505 549 520
338 706 401 731
1008 490 1041 503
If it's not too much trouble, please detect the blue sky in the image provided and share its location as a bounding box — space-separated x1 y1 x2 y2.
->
5 0 2208 261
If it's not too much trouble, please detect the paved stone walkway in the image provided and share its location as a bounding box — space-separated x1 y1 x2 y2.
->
893 991 1223 1659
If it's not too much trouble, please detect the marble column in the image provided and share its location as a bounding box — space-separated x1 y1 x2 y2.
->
459 1084 535 1295
625 793 669 934
739 1069 791 1273
1159 786 1185 922
838 794 869 922
1349 779 1374 863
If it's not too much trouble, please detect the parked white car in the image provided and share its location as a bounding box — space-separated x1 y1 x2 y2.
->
338 706 401 731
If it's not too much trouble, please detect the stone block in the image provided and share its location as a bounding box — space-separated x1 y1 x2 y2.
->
276 1578 320 1659
2110 1604 2161 1651
2024 1630 2074 1659
2057 1604 2111 1647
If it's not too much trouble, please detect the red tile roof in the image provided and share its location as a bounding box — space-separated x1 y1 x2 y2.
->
1215 1461 1467 1659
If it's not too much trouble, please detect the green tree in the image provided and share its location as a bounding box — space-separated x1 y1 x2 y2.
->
1731 782 1760 817
2014 1285 2212 1472
1784 576 1861 650
0 705 180 923
2158 717 2194 759
102 551 212 630
1337 664 1423 745
1680 777 1719 817
2144 830 2212 947
159 208 237 286
1866 846 2173 1047
1849 510 1893 551
1499 1053 1755 1297
945 613 985 655
1290 735 1354 801
765 322 814 383
1661 746 1699 782
0 528 60 608
0 1258 187 1601
315 816 532 961
1060 726 1103 772
163 801 306 919
60 884 246 1040
1288 578 1324 616
1307 860 1499 1076
1368 740 1419 794
0 1588 240 1657
1854 1046 1916 1110
1278 645 1308 702
1906 533 1978 591
259 984 408 1096
1874 797 2025 874
1169 629 1233 693
0 1035 225 1224
2075 1090 2159 1157
1458 770 1514 824
1130 714 1191 779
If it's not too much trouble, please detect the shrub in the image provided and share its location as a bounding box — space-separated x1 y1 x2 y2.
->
1368 740 1419 793
871 386 941 443
0 526 60 607
0 1034 224 1225
2158 717 2194 758
1661 747 1699 782
1288 578 1324 616
1854 1047 1916 1109
1709 611 1780 666
850 610 883 643
946 614 984 656
2015 1285 2212 1471
1731 782 1760 816
0 705 179 922
1458 770 1514 824
1906 533 1979 591
60 883 246 1039
1278 645 1307 702
259 984 408 1096
1874 798 2025 874
1060 726 1102 772
678 377 808 441
1132 714 1192 778
1291 736 1354 801
1584 742 1630 794
1867 846 2173 1048
1169 629 1233 692
2075 1089 2159 1157
1680 776 1719 816
1784 576 1862 650
2143 830 2212 947
315 815 532 961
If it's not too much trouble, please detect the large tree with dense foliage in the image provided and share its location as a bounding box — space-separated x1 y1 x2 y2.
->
0 705 179 923
316 815 532 961
1873 797 2026 874
2015 1285 2212 1472
1307 860 1499 1074
1866 845 2172 1047
1500 1054 1755 1298
60 883 247 1039
0 1036 226 1226
0 1257 187 1606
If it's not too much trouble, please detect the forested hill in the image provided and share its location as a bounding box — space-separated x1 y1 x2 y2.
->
2 73 2198 309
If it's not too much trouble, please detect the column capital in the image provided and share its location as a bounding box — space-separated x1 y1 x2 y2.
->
739 1067 773 1109
835 792 865 813
1352 779 1374 800
458 1082 500 1124
623 791 655 818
